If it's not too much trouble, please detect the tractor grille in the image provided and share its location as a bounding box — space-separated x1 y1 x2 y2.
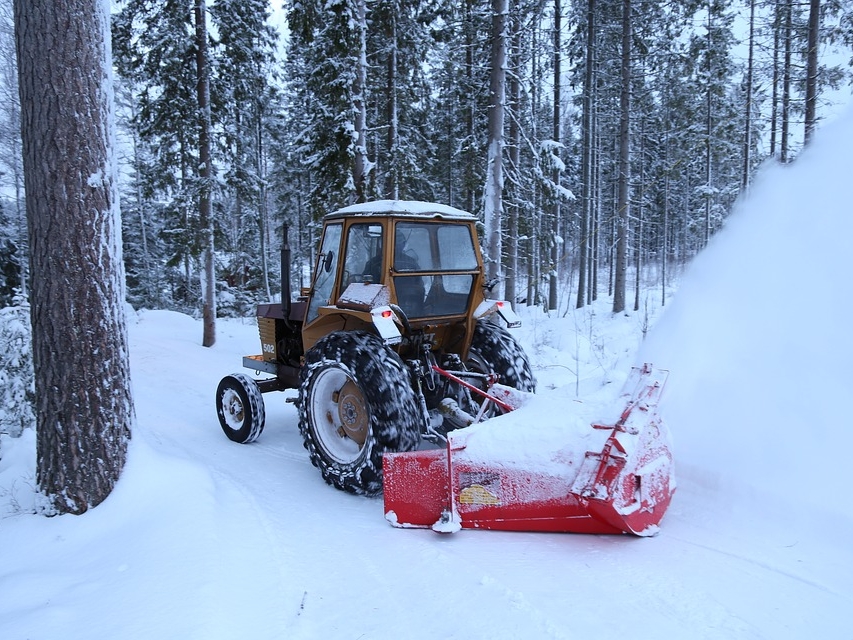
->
258 317 278 361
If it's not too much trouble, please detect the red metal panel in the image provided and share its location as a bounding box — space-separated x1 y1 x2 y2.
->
382 365 675 537
383 449 448 528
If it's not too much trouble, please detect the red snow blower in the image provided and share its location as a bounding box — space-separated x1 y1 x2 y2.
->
383 364 674 537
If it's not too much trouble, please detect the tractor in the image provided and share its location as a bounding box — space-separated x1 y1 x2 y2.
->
215 200 536 496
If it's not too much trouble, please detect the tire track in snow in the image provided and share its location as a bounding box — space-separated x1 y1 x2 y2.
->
667 534 843 598
206 464 304 637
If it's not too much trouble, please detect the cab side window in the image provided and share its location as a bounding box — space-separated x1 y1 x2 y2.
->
306 223 343 323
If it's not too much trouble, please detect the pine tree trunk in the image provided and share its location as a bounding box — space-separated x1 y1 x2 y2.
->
577 0 595 309
484 0 507 297
662 125 670 307
385 12 398 200
742 0 755 188
704 3 713 248
634 113 645 312
257 111 271 301
548 0 561 312
195 0 215 347
804 0 820 144
14 0 133 514
464 0 476 215
505 8 520 310
612 0 630 314
353 0 369 202
781 0 792 163
591 100 600 302
770 5 780 158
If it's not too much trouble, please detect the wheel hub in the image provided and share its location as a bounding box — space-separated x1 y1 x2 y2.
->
222 389 244 428
337 379 368 445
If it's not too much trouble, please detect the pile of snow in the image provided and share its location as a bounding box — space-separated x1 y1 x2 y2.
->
2 108 852 638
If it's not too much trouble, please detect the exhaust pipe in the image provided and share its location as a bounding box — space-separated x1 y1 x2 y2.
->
281 224 292 321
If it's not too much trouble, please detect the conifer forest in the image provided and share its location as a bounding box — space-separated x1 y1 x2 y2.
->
1 0 852 320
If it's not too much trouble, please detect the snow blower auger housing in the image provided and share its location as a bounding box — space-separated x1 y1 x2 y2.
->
383 364 675 537
215 200 536 496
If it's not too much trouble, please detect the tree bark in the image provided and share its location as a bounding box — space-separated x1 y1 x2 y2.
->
484 0 507 297
742 0 755 189
612 0 630 314
770 4 780 158
505 6 520 310
577 0 595 309
195 0 216 347
804 0 820 144
385 11 399 200
548 0 561 312
352 0 369 202
781 0 792 163
704 2 712 247
464 0 476 215
14 0 134 513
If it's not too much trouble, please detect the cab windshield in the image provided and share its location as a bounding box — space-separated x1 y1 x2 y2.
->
391 222 478 319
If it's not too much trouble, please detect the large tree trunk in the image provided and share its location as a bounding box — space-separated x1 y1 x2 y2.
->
612 0 630 314
195 0 216 347
483 0 507 297
14 0 134 514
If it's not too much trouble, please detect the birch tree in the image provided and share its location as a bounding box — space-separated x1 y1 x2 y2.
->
14 0 134 513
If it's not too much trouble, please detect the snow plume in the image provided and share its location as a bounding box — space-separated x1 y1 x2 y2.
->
640 104 853 520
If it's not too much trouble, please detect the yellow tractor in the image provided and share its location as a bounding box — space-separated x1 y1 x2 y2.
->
215 200 535 495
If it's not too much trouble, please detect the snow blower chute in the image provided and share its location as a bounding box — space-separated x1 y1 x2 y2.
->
383 364 674 536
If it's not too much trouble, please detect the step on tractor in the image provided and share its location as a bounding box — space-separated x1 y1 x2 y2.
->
215 200 675 536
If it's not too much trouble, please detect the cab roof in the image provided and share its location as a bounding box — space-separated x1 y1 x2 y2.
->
326 200 476 221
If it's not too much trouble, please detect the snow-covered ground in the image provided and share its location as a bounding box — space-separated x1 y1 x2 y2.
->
2 109 852 638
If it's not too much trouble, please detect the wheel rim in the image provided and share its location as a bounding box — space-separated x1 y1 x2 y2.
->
310 366 370 464
221 388 245 431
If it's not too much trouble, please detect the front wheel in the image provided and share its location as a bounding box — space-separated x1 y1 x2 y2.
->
442 320 537 432
468 319 536 392
216 373 266 443
298 331 422 496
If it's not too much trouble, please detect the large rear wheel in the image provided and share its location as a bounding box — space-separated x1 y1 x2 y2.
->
298 331 422 495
